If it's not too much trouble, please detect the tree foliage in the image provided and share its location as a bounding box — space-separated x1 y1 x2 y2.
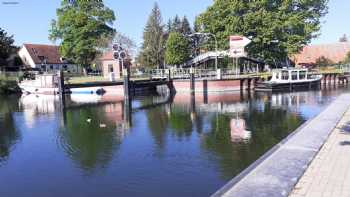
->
0 28 15 66
343 51 350 64
315 56 334 67
166 15 192 35
139 3 165 68
165 32 191 66
195 0 329 64
49 0 116 69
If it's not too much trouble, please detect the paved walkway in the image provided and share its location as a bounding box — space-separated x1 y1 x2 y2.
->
290 108 350 197
213 94 350 197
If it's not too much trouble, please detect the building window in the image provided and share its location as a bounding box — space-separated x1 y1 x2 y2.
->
291 71 298 80
108 64 113 72
50 65 54 70
63 65 68 70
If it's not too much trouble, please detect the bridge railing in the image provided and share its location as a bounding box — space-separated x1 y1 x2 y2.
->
146 68 264 80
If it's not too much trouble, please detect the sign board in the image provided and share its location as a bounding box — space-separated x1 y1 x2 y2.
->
229 36 251 58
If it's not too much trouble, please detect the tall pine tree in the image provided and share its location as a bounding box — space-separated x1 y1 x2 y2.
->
139 2 165 68
180 16 192 35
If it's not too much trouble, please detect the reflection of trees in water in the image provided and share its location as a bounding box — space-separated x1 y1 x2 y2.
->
0 96 21 165
58 106 121 175
201 101 305 180
145 102 205 152
168 106 193 138
145 106 169 149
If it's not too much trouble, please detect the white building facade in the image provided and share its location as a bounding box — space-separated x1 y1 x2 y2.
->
18 44 81 73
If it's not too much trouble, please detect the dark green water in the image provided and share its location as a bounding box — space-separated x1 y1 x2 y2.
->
0 85 348 196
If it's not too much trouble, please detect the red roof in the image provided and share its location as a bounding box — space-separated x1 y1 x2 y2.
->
23 44 64 64
293 42 350 65
100 50 114 61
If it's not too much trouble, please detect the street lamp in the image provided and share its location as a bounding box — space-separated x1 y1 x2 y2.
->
189 32 218 70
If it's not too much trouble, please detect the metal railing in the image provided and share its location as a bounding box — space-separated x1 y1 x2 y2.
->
144 68 265 80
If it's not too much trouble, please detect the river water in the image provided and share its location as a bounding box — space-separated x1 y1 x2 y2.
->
0 85 348 197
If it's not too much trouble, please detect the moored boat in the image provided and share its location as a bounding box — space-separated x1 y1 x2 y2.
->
19 74 59 95
19 73 105 95
254 68 322 92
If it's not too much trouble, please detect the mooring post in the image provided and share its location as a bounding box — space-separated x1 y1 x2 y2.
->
334 74 337 84
167 69 171 81
240 79 244 92
190 68 195 93
203 79 208 104
123 66 131 101
123 98 132 129
247 78 252 91
57 70 65 107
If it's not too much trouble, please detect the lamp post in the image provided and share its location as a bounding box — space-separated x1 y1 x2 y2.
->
189 32 218 70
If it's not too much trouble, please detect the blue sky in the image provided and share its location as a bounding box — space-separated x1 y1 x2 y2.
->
0 0 348 47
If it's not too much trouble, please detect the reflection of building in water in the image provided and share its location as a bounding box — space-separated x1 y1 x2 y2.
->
173 92 249 115
70 94 103 103
230 118 251 142
271 91 321 109
19 94 59 128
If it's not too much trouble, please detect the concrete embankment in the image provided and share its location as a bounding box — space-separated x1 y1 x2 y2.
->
212 93 350 197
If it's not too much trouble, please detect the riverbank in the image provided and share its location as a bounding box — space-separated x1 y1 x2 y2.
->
213 93 350 197
0 79 20 94
289 108 350 197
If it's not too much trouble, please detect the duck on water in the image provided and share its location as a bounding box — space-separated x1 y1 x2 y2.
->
254 68 322 92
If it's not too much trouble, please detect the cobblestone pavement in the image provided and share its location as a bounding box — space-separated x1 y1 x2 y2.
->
290 108 350 197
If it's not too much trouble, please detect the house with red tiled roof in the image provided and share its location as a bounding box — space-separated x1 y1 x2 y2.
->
293 42 350 68
100 50 132 79
18 44 81 73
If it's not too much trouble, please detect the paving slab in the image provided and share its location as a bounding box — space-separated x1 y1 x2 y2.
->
212 93 350 197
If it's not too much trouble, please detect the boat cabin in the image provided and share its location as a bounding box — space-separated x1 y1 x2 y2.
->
270 69 312 82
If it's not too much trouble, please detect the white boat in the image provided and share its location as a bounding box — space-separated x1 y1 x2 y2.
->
19 74 59 95
19 74 105 95
255 68 322 92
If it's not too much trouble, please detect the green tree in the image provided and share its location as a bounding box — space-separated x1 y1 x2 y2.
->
139 2 165 68
315 56 334 67
49 0 116 73
180 16 192 35
171 15 182 33
165 32 191 66
195 0 329 64
0 28 15 66
344 51 350 64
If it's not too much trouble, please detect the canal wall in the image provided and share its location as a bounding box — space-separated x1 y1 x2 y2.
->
212 93 350 197
173 79 250 93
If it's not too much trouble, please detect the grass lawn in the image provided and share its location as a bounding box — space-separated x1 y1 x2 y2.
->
66 76 108 84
